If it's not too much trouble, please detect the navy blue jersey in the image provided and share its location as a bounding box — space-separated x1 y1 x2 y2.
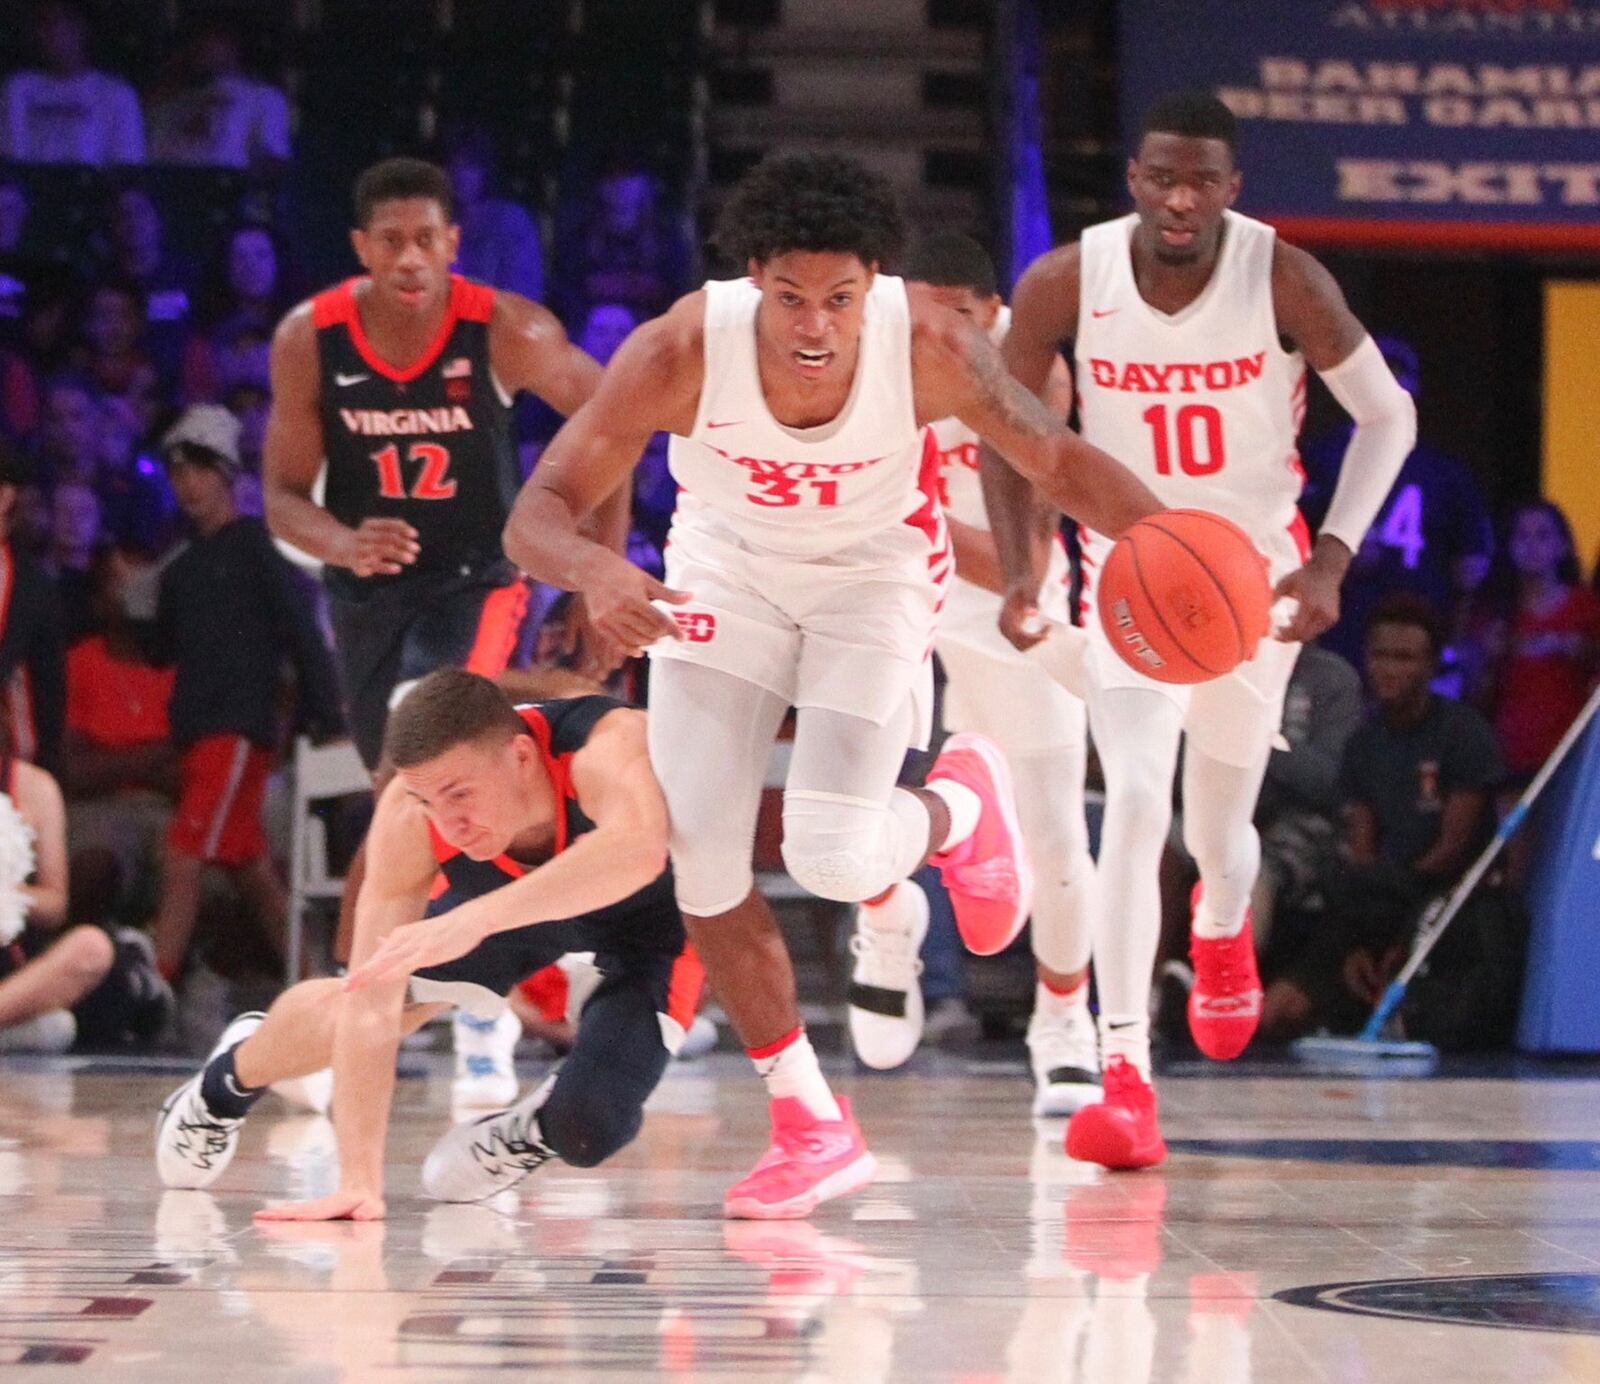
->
425 697 679 947
312 274 518 600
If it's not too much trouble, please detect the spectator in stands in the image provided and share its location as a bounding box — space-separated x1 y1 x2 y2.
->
0 443 65 773
182 223 288 403
1463 500 1600 788
0 181 25 256
94 391 175 554
138 406 343 983
0 0 144 166
35 372 100 484
99 185 192 379
0 720 171 1052
45 478 101 637
559 159 688 319
63 546 177 925
1301 337 1493 684
1259 595 1503 1042
445 125 544 302
0 179 33 343
146 16 290 173
225 378 268 472
17 268 79 382
74 279 158 405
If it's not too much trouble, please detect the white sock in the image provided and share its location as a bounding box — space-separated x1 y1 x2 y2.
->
859 882 914 933
750 1030 843 1122
1035 978 1090 1021
928 779 981 852
1099 1014 1151 1081
1192 896 1248 940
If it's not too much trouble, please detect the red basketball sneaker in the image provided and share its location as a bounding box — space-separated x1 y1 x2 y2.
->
1187 883 1263 1060
927 732 1034 956
724 1097 877 1220
1064 1056 1168 1171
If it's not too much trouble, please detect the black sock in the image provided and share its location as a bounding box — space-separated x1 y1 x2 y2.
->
199 1045 265 1120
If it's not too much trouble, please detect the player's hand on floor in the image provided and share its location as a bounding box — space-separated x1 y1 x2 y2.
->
255 1190 385 1222
998 583 1049 652
344 911 487 992
582 554 693 657
341 517 420 577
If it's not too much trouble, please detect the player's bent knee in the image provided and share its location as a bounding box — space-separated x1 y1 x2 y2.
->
671 856 755 919
539 1086 643 1168
779 841 884 904
59 926 115 988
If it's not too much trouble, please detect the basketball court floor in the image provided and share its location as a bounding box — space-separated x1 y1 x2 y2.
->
5 1048 1600 1381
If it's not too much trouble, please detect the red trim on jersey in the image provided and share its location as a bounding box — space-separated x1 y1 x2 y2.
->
907 429 954 582
1288 509 1312 563
666 943 707 1031
424 703 574 878
313 274 484 384
464 580 530 677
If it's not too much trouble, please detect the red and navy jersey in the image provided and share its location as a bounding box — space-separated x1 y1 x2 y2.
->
425 697 678 938
312 274 518 599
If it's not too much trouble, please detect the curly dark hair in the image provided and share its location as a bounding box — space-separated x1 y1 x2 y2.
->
713 153 906 269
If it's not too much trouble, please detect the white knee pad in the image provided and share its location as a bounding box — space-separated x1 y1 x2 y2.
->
779 788 923 904
667 834 755 918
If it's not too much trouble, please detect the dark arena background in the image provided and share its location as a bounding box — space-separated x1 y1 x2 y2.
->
2 1 1600 1380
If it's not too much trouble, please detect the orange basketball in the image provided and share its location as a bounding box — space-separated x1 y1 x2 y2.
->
1095 509 1273 685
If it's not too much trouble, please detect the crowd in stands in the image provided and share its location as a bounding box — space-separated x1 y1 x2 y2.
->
0 0 1594 1059
0 0 696 1054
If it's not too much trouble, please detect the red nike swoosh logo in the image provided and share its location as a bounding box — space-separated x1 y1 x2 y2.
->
1091 308 1121 318
706 420 742 429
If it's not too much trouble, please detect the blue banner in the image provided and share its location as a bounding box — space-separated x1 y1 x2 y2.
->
1118 0 1600 250
1517 714 1600 1053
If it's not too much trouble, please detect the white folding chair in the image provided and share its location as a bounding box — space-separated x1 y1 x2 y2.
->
286 736 371 982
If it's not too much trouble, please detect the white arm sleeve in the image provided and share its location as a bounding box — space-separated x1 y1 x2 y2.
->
1313 334 1417 555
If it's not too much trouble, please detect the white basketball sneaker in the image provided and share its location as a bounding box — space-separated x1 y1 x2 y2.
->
155 1011 265 1189
270 1067 333 1115
846 881 930 1071
1027 996 1102 1117
451 1008 521 1109
423 1076 557 1202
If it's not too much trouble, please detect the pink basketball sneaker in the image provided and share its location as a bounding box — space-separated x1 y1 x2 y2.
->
927 732 1034 956
723 1097 877 1220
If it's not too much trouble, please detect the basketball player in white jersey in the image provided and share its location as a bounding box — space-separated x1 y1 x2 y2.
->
505 154 1165 1218
987 93 1416 1169
844 231 1101 1116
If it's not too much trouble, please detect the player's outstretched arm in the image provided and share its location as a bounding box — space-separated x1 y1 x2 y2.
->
256 784 436 1222
1272 241 1417 642
264 305 420 577
345 708 668 990
504 297 704 657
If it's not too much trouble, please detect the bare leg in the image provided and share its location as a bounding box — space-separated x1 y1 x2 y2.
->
0 927 114 1026
684 888 800 1051
233 976 445 1087
152 845 206 978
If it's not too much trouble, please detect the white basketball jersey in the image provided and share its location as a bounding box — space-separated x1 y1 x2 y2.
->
1074 210 1308 553
927 305 1069 624
668 274 932 559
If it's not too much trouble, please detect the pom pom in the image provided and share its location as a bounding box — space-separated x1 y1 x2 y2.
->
0 792 37 946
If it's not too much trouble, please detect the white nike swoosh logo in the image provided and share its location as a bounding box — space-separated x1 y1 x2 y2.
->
335 372 369 387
